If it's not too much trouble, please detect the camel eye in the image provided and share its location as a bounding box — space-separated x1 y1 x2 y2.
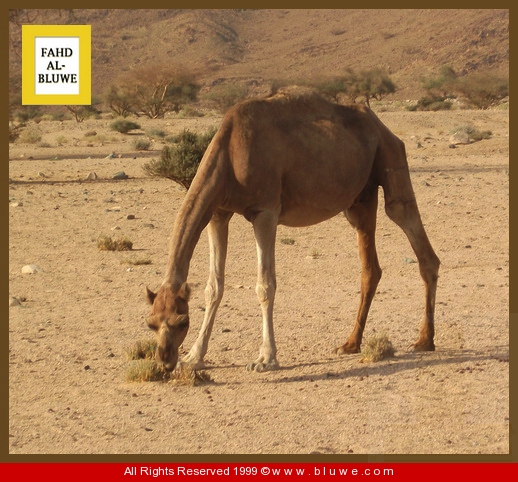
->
176 315 190 330
147 322 158 332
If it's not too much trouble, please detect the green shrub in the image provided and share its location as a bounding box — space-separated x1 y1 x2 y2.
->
142 127 217 189
110 118 141 134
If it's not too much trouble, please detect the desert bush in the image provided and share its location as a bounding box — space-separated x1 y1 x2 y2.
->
408 96 453 111
110 118 141 134
146 128 167 139
97 235 133 251
142 127 217 189
18 130 41 144
133 139 151 151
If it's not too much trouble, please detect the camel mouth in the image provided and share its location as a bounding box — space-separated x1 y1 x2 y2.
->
163 363 177 372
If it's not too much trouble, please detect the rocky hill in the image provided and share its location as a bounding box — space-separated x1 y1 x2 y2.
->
9 8 509 101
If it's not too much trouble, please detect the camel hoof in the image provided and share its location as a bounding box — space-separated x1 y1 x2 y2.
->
246 360 279 372
180 356 206 370
413 340 435 352
335 343 360 355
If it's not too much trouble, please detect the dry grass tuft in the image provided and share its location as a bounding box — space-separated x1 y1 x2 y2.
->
125 339 157 361
97 235 133 251
125 359 169 382
124 339 212 385
121 257 152 266
169 364 213 386
359 334 395 362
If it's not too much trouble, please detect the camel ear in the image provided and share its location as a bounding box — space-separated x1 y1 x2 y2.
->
146 287 157 305
178 282 191 302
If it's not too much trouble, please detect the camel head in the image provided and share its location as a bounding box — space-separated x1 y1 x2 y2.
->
145 283 191 371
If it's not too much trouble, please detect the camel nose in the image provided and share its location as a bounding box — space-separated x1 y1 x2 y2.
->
156 346 177 372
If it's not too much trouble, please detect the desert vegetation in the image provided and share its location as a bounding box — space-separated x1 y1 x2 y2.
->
142 128 217 189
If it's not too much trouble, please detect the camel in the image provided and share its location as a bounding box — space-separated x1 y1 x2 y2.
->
146 87 440 373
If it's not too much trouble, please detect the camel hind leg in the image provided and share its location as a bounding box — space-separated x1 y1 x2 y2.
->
381 151 440 351
337 183 382 354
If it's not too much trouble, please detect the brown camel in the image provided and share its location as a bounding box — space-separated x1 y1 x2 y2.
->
146 87 440 373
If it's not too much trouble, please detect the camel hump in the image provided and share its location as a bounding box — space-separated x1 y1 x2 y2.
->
272 85 321 99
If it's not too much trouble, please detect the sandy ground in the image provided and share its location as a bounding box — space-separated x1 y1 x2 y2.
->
9 107 509 455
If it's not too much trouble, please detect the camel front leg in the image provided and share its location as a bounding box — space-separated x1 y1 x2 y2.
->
247 210 279 372
182 211 233 369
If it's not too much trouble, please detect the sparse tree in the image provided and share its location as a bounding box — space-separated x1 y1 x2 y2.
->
420 66 508 109
114 64 200 119
454 73 508 109
203 84 248 113
315 68 396 106
65 98 101 123
104 85 134 118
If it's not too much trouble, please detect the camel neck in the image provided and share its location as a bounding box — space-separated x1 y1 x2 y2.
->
162 163 225 291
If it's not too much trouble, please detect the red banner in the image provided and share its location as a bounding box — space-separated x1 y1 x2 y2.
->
0 463 516 479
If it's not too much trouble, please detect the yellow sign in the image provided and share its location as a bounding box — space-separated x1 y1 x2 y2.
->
22 25 91 105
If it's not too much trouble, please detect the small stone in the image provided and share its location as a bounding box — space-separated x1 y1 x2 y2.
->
10 202 23 207
449 131 471 145
86 172 98 180
126 214 135 220
9 296 22 307
21 265 41 274
112 171 128 180
111 226 121 231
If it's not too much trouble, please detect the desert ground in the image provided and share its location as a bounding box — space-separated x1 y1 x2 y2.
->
9 106 509 455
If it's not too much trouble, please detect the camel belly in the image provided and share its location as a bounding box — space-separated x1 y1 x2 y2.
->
278 204 345 227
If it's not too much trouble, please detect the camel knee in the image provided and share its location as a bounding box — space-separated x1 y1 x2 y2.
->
363 265 382 293
205 278 224 305
419 253 440 286
256 280 276 305
385 198 416 225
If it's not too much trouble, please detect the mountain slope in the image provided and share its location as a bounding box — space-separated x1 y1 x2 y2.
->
9 9 509 100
